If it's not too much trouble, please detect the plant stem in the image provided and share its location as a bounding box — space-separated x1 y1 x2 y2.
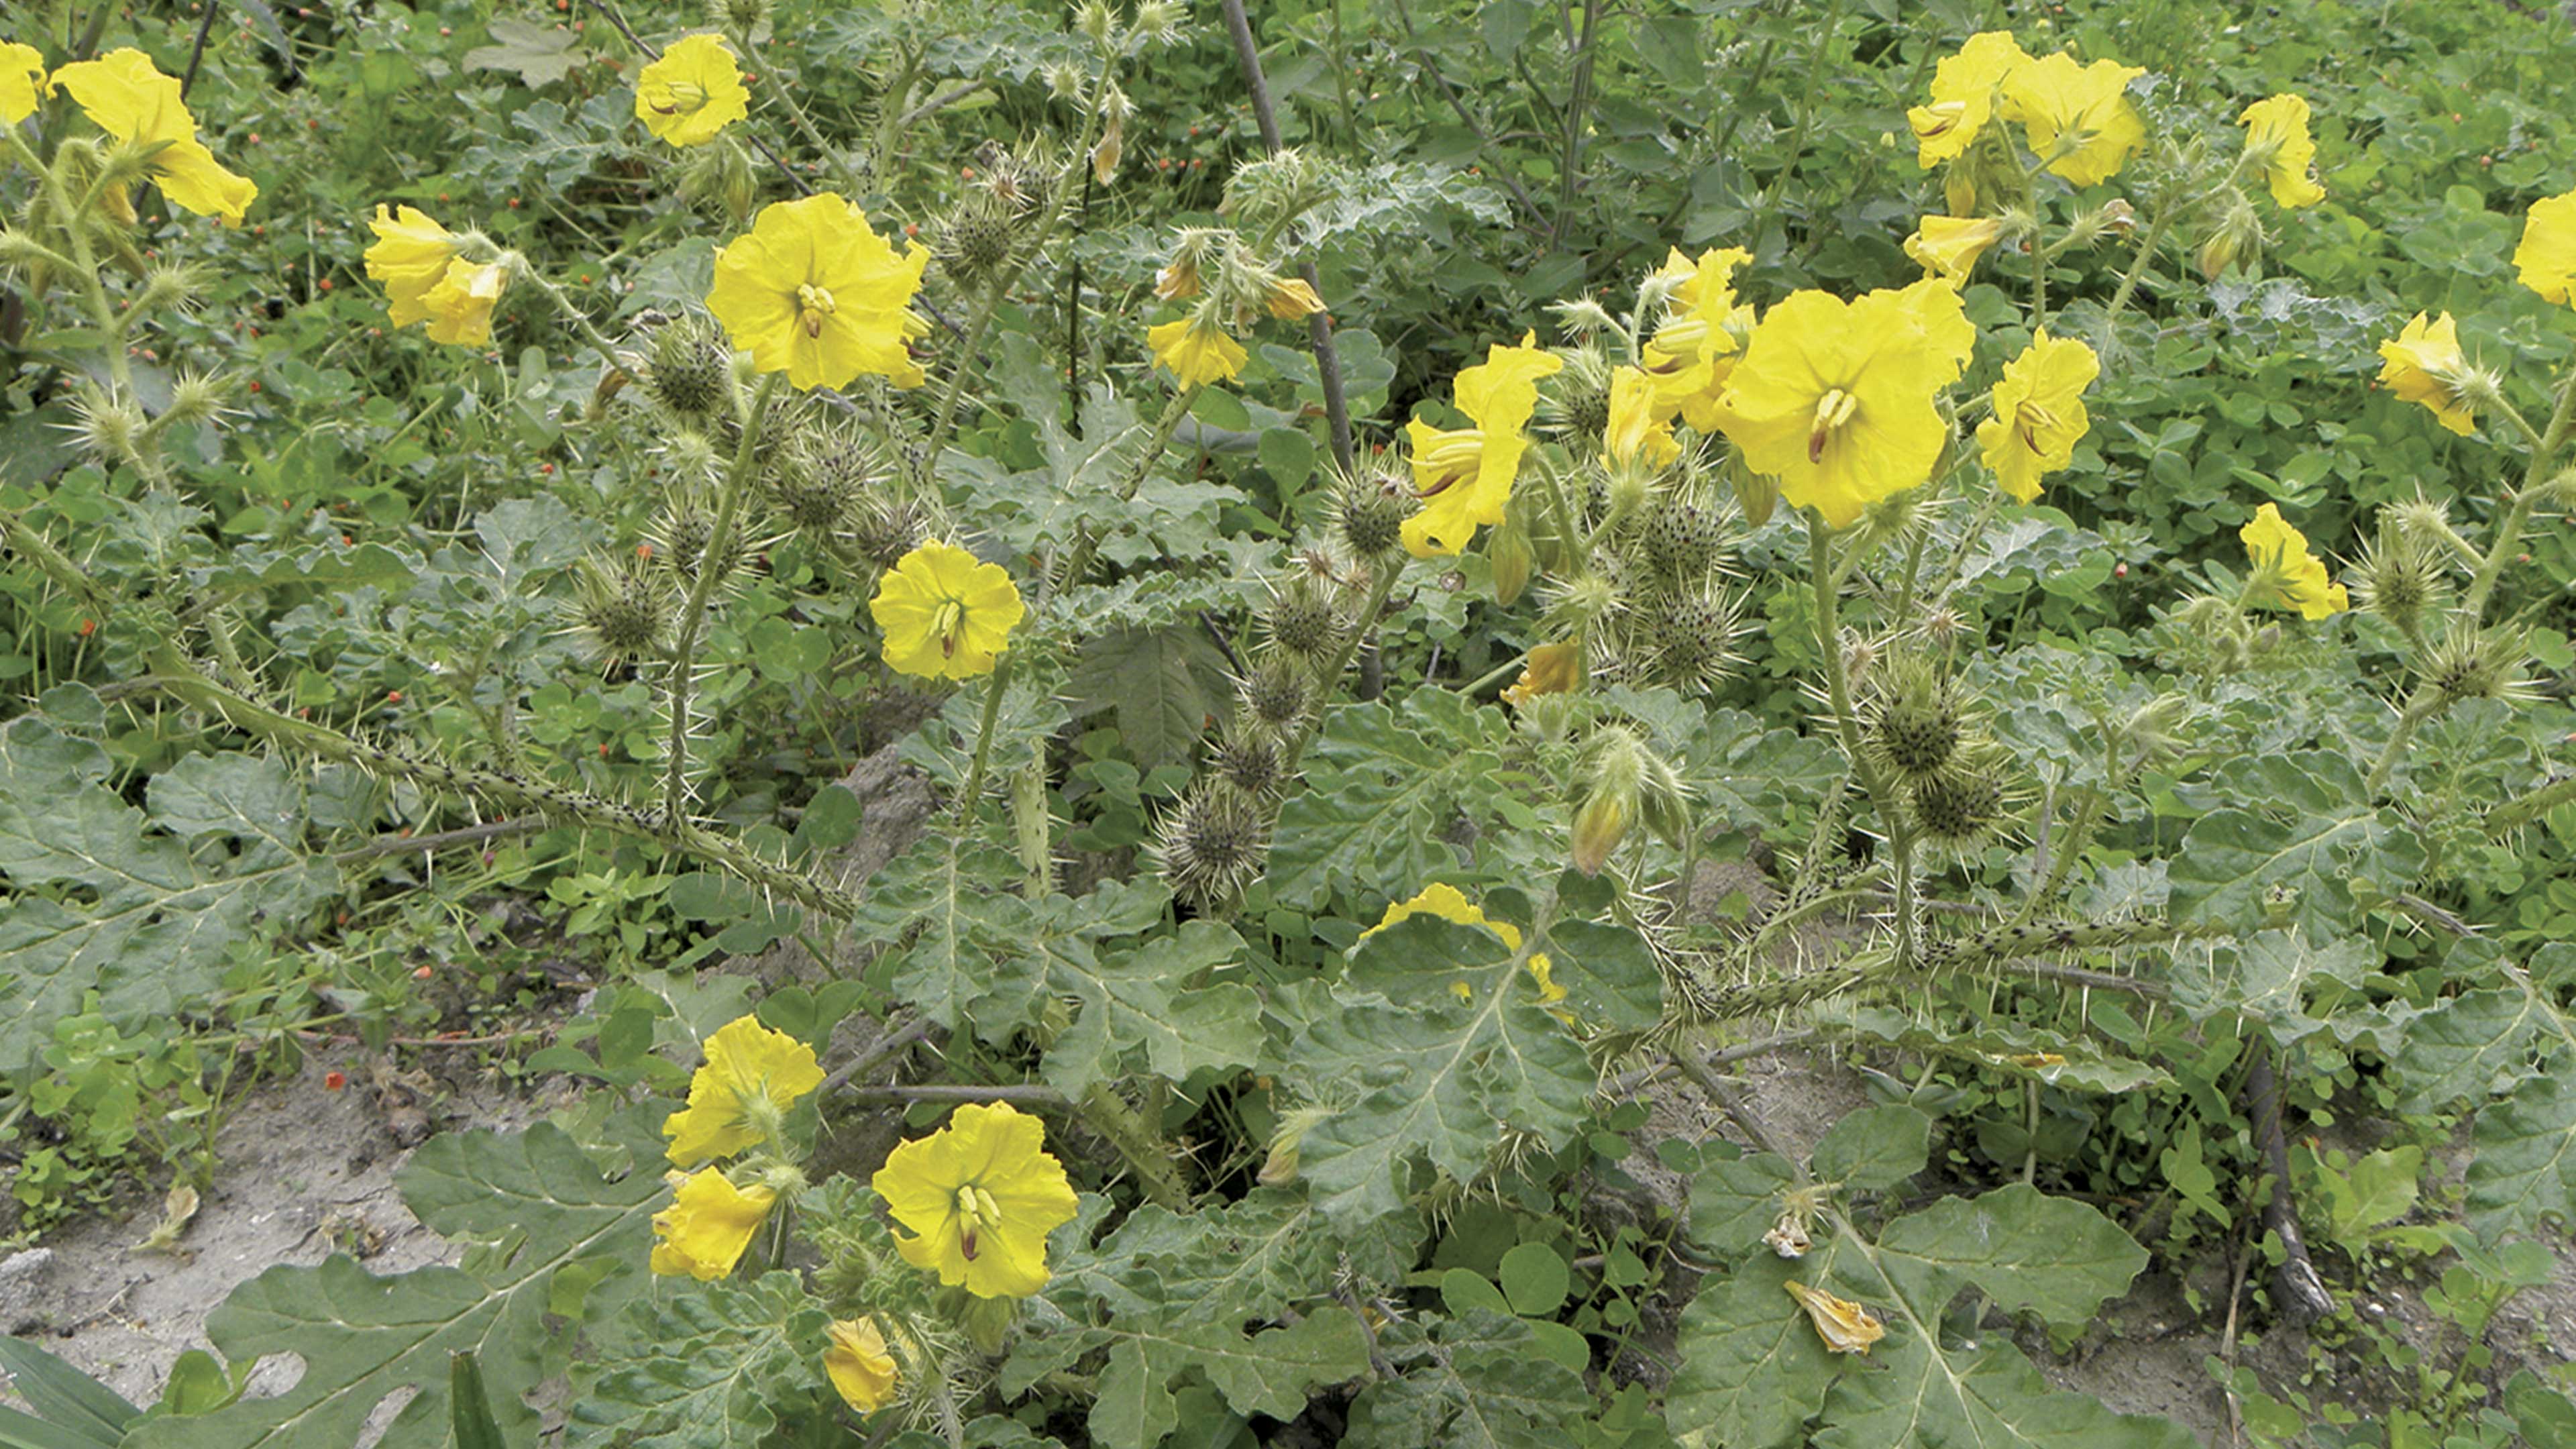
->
1808 513 1917 965
12 134 135 400
665 372 781 821
1750 0 1849 239
1281 553 1403 774
1077 1084 1189 1210
2362 684 2438 796
2461 364 2576 626
2098 176 2184 347
516 260 629 377
954 648 1016 826
2489 772 2576 837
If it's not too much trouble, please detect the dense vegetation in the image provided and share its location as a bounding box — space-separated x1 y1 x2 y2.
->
4 0 2576 1445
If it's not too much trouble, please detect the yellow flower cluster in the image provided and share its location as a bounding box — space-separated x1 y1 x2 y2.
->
649 1014 822 1281
364 205 511 347
871 1101 1079 1299
1641 246 1756 429
17 46 258 225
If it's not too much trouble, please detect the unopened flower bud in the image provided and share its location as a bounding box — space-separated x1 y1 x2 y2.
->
1488 512 1536 606
1075 0 1116 43
1570 728 1648 876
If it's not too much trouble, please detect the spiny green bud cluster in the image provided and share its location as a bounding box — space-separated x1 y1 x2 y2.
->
1862 654 1966 782
705 0 770 36
135 262 208 316
2349 514 2451 637
850 490 937 569
1333 462 1416 560
678 138 761 225
65 386 149 469
1222 150 1317 241
572 555 679 665
2422 622 2529 708
1641 498 1727 582
164 369 233 429
774 437 872 535
1155 786 1267 912
1907 741 2012 847
1265 575 1344 659
1242 656 1309 731
1537 349 1615 445
639 313 738 428
648 484 755 590
1210 731 1287 798
1640 586 1739 696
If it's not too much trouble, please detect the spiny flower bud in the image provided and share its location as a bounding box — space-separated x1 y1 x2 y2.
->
1242 657 1309 730
2117 692 2194 770
1544 568 1625 637
642 315 737 427
1265 575 1343 657
1548 295 1620 341
134 262 208 316
1257 1106 1336 1187
572 555 679 664
1537 349 1614 445
62 388 148 468
851 491 935 568
773 441 869 534
2197 191 2265 280
938 200 1020 282
1155 786 1267 910
1864 655 1964 782
1571 727 1648 876
1910 752 2008 845
1074 0 1116 44
2422 622 2530 707
164 369 234 427
1645 588 1739 696
2349 520 2449 633
1334 463 1415 559
1488 513 1536 607
1044 62 1087 104
1130 0 1183 43
706 0 771 34
1641 498 1727 582
649 486 753 589
1211 730 1287 797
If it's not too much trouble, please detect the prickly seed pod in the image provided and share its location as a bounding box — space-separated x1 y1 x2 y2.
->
647 487 753 588
1242 657 1308 730
163 369 234 427
1864 655 1964 781
62 387 148 468
642 317 736 426
1537 348 1615 443
1644 588 1739 695
1641 498 1727 582
1334 465 1415 559
2422 622 2530 707
134 261 208 316
1155 786 1267 910
1265 576 1343 658
572 555 678 664
1909 756 2008 845
1210 730 1286 797
937 201 1019 283
850 491 934 568
1544 568 1626 637
774 441 869 534
2349 521 2450 630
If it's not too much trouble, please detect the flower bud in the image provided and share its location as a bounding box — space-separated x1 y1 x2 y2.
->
706 0 771 35
1258 1106 1334 1186
1571 727 1648 876
2197 191 2265 280
1488 511 1536 606
1075 0 1116 44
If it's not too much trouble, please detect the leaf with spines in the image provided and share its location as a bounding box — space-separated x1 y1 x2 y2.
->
1266 694 1523 910
123 1108 669 1449
2167 752 2424 936
566 1275 827 1449
1343 1311 1590 1449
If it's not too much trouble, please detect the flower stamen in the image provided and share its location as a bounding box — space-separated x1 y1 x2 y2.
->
796 282 837 339
1809 388 1860 464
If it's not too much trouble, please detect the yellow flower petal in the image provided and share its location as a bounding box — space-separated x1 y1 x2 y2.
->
2376 312 2475 437
1148 317 1247 386
1903 215 2005 284
824 1319 900 1413
867 539 1025 680
2514 189 2576 308
366 204 462 329
649 1171 775 1280
871 1102 1077 1299
1784 1279 1886 1354
1401 335 1562 558
1 41 48 126
1975 327 2098 502
2000 52 2146 188
2238 94 2326 209
420 258 509 347
2240 502 2348 621
1907 32 2031 168
1500 641 1581 708
1715 287 1965 528
710 193 930 391
635 34 749 148
662 1014 826 1167
1605 365 1679 469
52 48 256 225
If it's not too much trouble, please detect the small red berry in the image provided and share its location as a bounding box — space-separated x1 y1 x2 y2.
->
78 618 97 637
2114 562 2129 579
319 278 333 292
539 462 555 475
324 1070 347 1091
386 690 403 702
598 742 612 757
413 964 434 979
248 380 263 392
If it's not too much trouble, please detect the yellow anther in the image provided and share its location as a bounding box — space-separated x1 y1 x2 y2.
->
1808 388 1860 464
796 282 837 339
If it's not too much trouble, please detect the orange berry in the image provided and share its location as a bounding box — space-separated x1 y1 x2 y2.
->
324 1070 347 1091
386 690 403 702
78 618 96 637
413 964 435 979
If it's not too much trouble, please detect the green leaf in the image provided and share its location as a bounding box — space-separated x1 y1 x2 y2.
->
1871 1183 2150 1330
1064 626 1234 770
1267 694 1518 910
464 16 586 85
1082 1313 1368 1449
1666 1253 1839 1449
2466 1073 2576 1243
566 1276 826 1449
1685 1152 1798 1254
448 1352 505 1449
1042 920 1262 1092
2394 985 2552 1114
1811 1331 2198 1449
0 717 338 1075
0 1337 135 1444
2168 929 2371 1045
1345 1311 1589 1449
1811 1106 1931 1193
2316 1145 2422 1240
1043 1187 1417 1332
1497 1243 1569 1317
124 1110 669 1449
2166 753 2423 936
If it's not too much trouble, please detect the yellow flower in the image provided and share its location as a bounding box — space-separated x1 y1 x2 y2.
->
1715 283 1970 527
2000 52 2147 189
1903 215 2006 284
1642 246 1756 430
2514 189 2576 307
650 1170 776 1280
662 1014 826 1167
635 34 749 148
1148 317 1247 386
1976 328 2098 502
1907 32 2031 168
1501 641 1581 708
869 539 1024 680
51 48 257 226
871 1102 1079 1299
1364 883 1562 1006
823 1318 900 1414
364 205 464 330
1605 365 1680 470
1402 334 1564 557
1 41 46 125
2237 94 2325 209
1265 276 1326 320
2377 312 2475 437
419 258 508 347
1153 257 1200 301
1784 1280 1886 1355
2240 502 2349 621
709 192 930 391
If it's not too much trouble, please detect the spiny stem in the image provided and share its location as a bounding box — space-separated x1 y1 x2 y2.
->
1809 513 1917 965
954 647 1016 826
665 371 782 822
2461 363 2576 626
1049 381 1203 596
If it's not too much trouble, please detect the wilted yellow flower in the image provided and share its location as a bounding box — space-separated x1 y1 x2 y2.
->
1642 246 1756 430
2376 312 2475 437
364 205 464 330
1605 365 1680 470
1265 276 1326 320
1403 334 1564 557
634 34 749 147
1365 883 1563 1006
51 48 257 226
1147 316 1247 386
2240 502 2349 621
1903 214 2006 283
2514 189 2576 307
709 192 930 390
650 1170 776 1280
1715 282 1970 527
1 41 45 125
2238 94 2326 209
663 1014 826 1167
1907 31 2031 168
1976 328 2098 502
1501 641 1581 708
871 1102 1079 1299
823 1318 900 1413
1784 1280 1886 1355
868 539 1024 680
2000 52 2146 189
421 258 509 347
